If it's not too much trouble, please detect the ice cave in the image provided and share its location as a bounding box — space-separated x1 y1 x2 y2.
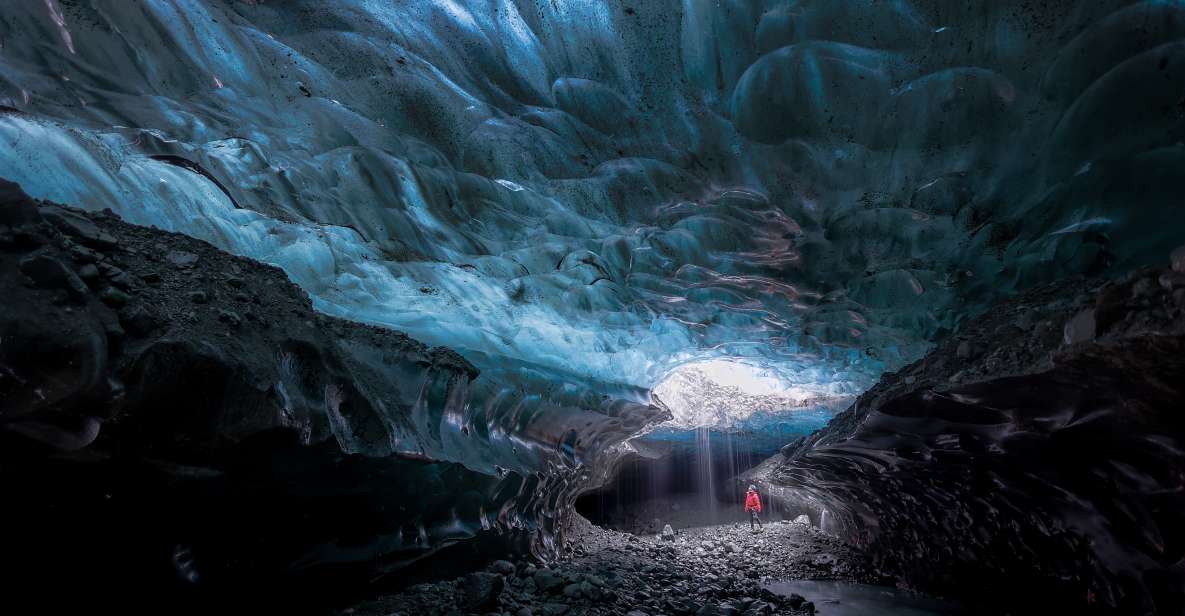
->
1 1 1183 614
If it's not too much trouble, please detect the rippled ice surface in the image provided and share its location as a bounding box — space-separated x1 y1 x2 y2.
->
5 0 1178 411
766 581 971 616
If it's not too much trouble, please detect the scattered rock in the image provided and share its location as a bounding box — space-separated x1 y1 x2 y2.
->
189 290 209 304
661 524 675 541
99 286 131 307
119 305 162 336
69 244 101 264
77 263 100 282
533 568 563 592
98 262 135 290
490 560 516 576
41 206 118 248
811 553 837 567
792 514 810 526
166 250 199 267
1063 308 1096 345
218 309 242 327
956 340 981 359
19 252 89 300
461 572 503 612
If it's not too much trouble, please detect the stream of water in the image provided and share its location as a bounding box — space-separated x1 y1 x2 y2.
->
765 581 972 615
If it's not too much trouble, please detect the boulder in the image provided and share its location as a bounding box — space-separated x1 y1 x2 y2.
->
1063 308 1096 345
462 572 504 612
533 568 564 592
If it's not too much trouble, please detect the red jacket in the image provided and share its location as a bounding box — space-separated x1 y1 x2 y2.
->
745 490 761 512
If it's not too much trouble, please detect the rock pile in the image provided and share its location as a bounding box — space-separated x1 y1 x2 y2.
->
350 515 879 616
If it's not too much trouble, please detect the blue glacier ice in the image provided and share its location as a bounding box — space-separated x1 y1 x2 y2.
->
2 0 1184 574
6 0 1178 409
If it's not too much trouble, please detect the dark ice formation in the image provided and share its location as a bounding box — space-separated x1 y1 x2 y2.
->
2 0 1185 613
0 183 664 609
755 261 1185 612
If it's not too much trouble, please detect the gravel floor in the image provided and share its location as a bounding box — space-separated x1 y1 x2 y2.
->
348 515 880 616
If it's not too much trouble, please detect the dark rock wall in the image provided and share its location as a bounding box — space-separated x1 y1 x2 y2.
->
758 255 1185 613
0 180 665 611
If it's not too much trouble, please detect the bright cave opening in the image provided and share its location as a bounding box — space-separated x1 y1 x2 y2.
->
577 359 843 533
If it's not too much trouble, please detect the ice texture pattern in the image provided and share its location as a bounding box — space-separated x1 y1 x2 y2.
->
1 3 1182 436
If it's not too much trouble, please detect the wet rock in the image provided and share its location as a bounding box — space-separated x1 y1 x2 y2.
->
1159 271 1185 290
98 262 135 290
189 290 209 304
1063 308 1096 345
661 524 676 541
792 514 810 526
491 560 516 576
40 206 118 248
541 603 569 615
119 305 161 336
462 572 504 612
166 250 199 267
955 340 982 359
69 244 102 264
19 252 88 300
1172 245 1185 273
811 553 837 567
533 568 563 593
77 263 100 282
99 286 130 307
0 180 41 227
217 309 242 326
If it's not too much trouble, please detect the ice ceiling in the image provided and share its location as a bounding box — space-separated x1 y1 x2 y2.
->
2 0 1182 413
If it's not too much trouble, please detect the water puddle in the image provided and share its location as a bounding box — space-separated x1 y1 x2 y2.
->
765 580 972 615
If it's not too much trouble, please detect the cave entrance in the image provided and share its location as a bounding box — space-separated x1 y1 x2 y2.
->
577 360 838 533
575 429 782 533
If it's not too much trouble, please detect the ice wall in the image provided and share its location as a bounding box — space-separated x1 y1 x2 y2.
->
1 0 1182 453
0 186 670 606
754 257 1185 612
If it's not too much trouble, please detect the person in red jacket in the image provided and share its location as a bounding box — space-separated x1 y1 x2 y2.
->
744 484 763 530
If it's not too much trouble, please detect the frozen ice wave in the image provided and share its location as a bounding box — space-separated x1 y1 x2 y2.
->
2 0 1182 420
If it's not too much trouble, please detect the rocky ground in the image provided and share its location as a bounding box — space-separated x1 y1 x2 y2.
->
348 515 879 616
582 494 751 534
